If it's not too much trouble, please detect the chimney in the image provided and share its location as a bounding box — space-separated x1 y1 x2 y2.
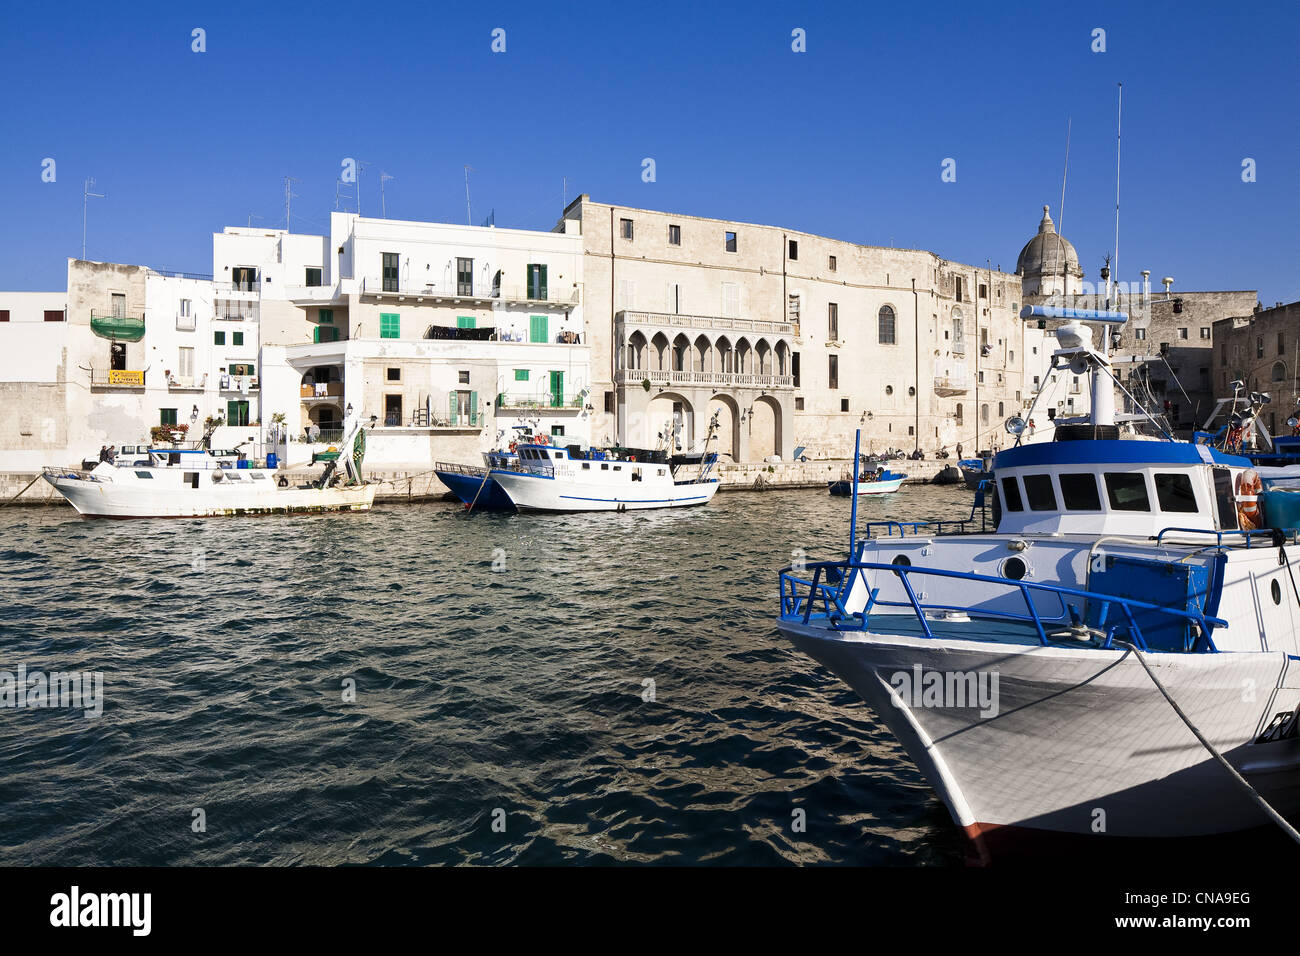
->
1141 270 1150 302
1162 276 1174 294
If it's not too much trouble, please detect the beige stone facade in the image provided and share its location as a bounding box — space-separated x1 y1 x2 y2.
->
566 196 1028 460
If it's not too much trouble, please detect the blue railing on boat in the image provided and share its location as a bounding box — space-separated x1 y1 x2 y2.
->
779 560 1226 653
861 478 993 538
1153 526 1299 548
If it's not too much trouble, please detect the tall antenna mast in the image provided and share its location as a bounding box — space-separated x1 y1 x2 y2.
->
464 166 474 225
81 177 104 261
1112 83 1123 311
1057 117 1071 303
283 176 301 231
356 160 372 217
380 172 393 218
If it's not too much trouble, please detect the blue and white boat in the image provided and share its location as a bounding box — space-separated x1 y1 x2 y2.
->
828 463 907 496
777 308 1300 854
489 442 719 512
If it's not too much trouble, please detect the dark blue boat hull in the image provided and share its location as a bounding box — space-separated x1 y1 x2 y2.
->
435 469 516 511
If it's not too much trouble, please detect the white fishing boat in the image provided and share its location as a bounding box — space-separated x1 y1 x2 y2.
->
489 442 719 512
777 308 1300 855
43 416 376 519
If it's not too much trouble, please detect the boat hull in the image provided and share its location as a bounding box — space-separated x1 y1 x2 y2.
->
778 620 1300 840
433 468 515 511
490 471 720 512
43 473 376 518
828 478 904 496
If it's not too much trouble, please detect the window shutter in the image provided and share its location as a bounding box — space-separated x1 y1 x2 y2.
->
448 393 458 426
470 390 478 426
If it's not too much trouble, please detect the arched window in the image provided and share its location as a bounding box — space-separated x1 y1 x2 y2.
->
878 305 896 345
1272 361 1286 382
981 403 990 425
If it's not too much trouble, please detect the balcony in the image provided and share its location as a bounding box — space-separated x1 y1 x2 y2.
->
495 392 586 411
90 369 145 389
167 373 207 392
933 376 969 397
358 276 579 307
615 368 794 390
213 280 260 296
90 312 145 342
301 382 344 400
617 310 795 338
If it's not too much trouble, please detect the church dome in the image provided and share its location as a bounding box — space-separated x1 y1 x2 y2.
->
1016 205 1083 281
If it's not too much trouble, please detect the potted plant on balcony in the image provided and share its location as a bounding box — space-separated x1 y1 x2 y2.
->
150 423 190 446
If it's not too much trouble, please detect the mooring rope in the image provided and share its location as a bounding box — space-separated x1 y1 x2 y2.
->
1113 639 1300 845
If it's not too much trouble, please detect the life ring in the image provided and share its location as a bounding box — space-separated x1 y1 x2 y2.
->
277 475 289 488
1236 468 1263 530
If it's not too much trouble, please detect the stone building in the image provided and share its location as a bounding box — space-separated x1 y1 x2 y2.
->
563 196 1029 461
1212 300 1300 437
1017 206 1257 436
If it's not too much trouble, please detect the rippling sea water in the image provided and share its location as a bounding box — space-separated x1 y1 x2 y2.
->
0 484 980 866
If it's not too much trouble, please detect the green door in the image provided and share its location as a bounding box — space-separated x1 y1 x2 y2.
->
549 371 563 408
530 314 548 343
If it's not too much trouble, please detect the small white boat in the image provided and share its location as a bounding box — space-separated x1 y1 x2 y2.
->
489 442 719 512
43 417 376 519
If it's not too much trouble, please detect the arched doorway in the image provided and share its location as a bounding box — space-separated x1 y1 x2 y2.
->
709 394 740 462
646 392 694 452
749 395 781 460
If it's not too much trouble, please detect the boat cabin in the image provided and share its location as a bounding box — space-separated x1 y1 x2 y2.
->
993 439 1252 538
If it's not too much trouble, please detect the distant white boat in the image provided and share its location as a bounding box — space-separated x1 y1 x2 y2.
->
489 442 719 512
43 417 376 519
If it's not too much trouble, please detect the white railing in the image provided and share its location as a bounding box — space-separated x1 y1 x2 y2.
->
616 368 794 389
617 310 795 337
358 276 579 305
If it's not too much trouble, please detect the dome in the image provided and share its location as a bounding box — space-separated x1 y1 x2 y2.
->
1016 205 1083 281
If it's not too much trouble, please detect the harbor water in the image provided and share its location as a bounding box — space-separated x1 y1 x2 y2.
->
0 486 981 865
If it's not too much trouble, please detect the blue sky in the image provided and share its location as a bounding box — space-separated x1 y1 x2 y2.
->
1 0 1297 303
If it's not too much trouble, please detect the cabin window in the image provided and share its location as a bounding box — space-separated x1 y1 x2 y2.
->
613 465 622 471
251 472 267 480
582 463 590 469
1105 473 1150 511
632 468 643 481
658 468 666 476
1155 473 1197 513
184 471 199 488
1023 474 1058 511
1000 477 1024 512
1213 468 1238 530
601 463 609 470
1058 473 1102 511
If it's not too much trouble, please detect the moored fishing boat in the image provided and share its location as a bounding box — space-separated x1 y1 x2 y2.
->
43 415 376 518
828 462 906 496
776 308 1300 853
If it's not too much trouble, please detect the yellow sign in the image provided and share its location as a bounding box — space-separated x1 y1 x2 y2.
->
108 370 144 386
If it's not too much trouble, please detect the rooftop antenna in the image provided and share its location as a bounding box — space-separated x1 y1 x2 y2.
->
380 171 394 218
283 176 301 231
464 165 475 225
81 177 105 261
1112 83 1123 313
247 213 263 229
356 160 373 216
1057 116 1071 305
562 176 567 212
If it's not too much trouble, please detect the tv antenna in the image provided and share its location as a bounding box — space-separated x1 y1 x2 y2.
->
356 160 373 216
464 165 474 225
283 176 301 231
380 171 394 218
81 177 105 260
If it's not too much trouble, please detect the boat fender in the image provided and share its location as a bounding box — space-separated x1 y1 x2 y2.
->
212 471 223 482
277 475 289 488
1237 469 1262 530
